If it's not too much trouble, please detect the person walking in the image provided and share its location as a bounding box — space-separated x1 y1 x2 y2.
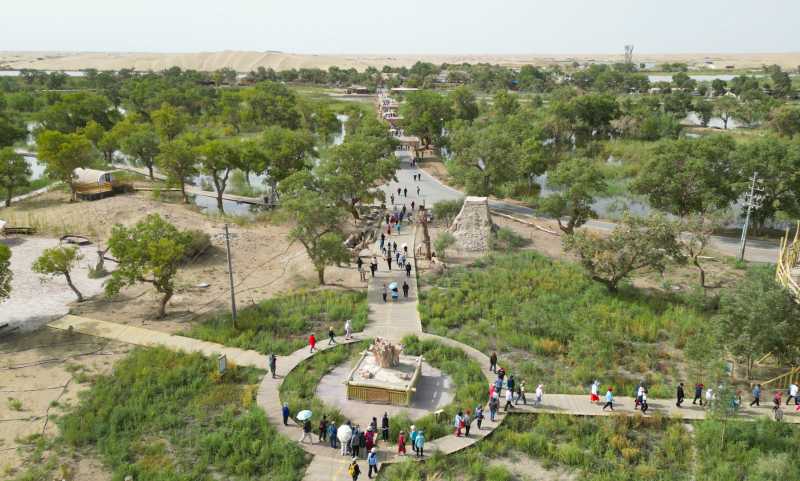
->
328 421 338 449
382 284 387 302
506 376 516 398
300 418 312 444
693 383 704 405
367 448 378 478
309 333 316 353
381 413 389 442
402 281 409 298
282 402 290 426
345 319 352 340
515 381 527 405
475 404 485 429
455 412 465 436
395 251 400 267
750 384 761 407
369 417 378 435
269 354 277 379
319 415 329 443
350 426 361 458
390 194 394 204
403 188 407 197
635 382 644 408
357 256 363 270
602 388 614 411
590 381 600 402
490 391 499 421
504 389 514 411
386 256 392 270
397 223 402 235
391 285 398 301
704 388 713 408
405 263 411 277
397 430 406 456
411 201 415 210
641 390 649 414
489 352 497 373
463 410 471 436
365 427 374 453
402 204 407 214
787 382 799 405
385 213 390 225
397 187 401 196
415 430 426 457
387 225 391 236
349 458 361 481
416 186 420 195
498 367 506 383
328 326 337 345
410 425 419 454
772 392 782 413
493 376 503 393
677 383 685 408
534 384 544 408
371 255 378 271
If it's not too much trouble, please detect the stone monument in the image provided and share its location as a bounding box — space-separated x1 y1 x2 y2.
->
445 196 497 251
344 337 423 405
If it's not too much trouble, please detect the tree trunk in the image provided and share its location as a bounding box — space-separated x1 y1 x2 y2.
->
270 179 278 205
349 201 361 220
721 418 727 447
95 246 110 272
216 192 225 214
64 272 83 302
693 255 705 287
592 276 618 293
317 268 325 285
5 188 11 207
244 168 251 184
180 179 189 204
420 212 432 260
148 166 155 182
68 180 77 200
156 291 173 319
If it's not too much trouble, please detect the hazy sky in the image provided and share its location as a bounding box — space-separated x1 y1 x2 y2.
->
1 0 798 54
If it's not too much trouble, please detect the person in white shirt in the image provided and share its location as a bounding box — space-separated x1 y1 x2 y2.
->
787 382 799 406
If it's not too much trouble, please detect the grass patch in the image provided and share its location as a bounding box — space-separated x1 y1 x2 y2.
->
419 251 708 397
178 289 369 356
56 346 309 480
11 176 58 198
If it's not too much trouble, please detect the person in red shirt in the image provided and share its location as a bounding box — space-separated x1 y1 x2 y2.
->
309 333 316 353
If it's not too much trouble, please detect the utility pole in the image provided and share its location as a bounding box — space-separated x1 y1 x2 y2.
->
216 223 238 329
737 172 763 262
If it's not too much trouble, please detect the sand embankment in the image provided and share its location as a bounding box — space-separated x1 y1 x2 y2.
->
2 51 800 72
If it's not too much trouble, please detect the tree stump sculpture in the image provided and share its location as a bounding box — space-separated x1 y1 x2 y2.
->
370 337 403 368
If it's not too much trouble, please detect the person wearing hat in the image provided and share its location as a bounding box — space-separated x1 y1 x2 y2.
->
328 421 338 449
463 410 472 436
414 430 426 457
734 390 742 406
282 402 290 426
693 383 704 405
367 447 378 478
787 382 799 405
515 381 527 405
328 326 337 345
309 332 316 353
750 384 761 407
590 381 600 403
602 388 614 411
397 430 406 456
365 426 375 453
349 457 361 481
676 383 685 408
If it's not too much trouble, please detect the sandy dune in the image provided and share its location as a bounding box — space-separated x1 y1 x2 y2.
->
2 51 800 72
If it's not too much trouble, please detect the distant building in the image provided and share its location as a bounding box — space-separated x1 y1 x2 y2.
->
725 65 735 69
346 85 368 94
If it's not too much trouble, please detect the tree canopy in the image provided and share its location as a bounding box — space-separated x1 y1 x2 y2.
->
36 131 93 198
538 157 607 235
31 244 85 302
447 124 523 198
0 147 31 207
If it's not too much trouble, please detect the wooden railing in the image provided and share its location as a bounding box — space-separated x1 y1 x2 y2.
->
776 220 800 304
762 365 800 391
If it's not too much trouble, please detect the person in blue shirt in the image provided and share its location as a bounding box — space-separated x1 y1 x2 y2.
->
367 447 379 478
693 383 703 405
750 384 761 407
328 421 338 449
414 430 426 457
602 388 614 411
282 402 290 426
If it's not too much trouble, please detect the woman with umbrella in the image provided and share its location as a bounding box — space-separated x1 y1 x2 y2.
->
297 410 313 443
389 282 399 301
338 421 353 456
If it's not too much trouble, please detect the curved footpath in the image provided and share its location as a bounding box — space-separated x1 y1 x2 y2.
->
47 226 799 480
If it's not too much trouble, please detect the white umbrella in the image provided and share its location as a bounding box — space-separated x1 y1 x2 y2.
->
401 243 408 248
337 424 353 443
296 410 313 420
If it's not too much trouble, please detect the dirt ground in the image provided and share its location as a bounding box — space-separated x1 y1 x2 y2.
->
2 190 369 334
488 451 578 481
0 328 125 479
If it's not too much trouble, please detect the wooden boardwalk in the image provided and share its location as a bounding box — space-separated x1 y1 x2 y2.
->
44 223 800 481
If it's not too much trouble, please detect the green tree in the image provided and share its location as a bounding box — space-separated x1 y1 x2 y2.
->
711 79 727 98
155 140 199 203
0 116 27 148
279 172 350 285
448 124 522 197
571 94 619 132
713 96 738 130
251 126 317 204
714 265 800 379
313 107 340 141
539 157 607 235
0 147 31 207
563 212 684 292
0 244 11 301
197 139 242 213
76 120 105 151
105 214 196 319
432 198 465 228
120 128 160 181
679 210 732 287
672 72 697 92
768 106 800 138
493 90 519 117
771 69 792 98
151 103 189 142
542 101 577 140
631 135 738 217
731 90 775 128
693 99 714 127
400 90 453 149
219 91 245 133
31 245 85 302
37 92 121 133
434 232 456 259
662 90 694 118
36 131 93 198
520 138 547 187
319 134 399 219
706 383 742 446
449 85 479 122
729 137 800 235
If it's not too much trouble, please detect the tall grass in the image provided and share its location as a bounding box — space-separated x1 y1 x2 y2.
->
178 289 369 356
419 251 708 397
57 346 309 480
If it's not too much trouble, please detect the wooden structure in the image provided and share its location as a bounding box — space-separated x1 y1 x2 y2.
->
776 220 800 304
74 169 132 200
346 85 368 94
343 349 423 405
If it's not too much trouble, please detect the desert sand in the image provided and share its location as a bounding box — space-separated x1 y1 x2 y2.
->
2 50 800 72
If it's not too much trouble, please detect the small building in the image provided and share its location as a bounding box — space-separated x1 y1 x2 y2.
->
725 65 735 69
74 168 132 201
346 85 368 94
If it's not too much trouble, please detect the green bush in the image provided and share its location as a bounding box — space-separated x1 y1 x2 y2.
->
179 289 368 355
58 346 309 480
487 226 524 252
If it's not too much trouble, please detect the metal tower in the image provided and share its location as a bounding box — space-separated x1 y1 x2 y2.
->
624 45 634 64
